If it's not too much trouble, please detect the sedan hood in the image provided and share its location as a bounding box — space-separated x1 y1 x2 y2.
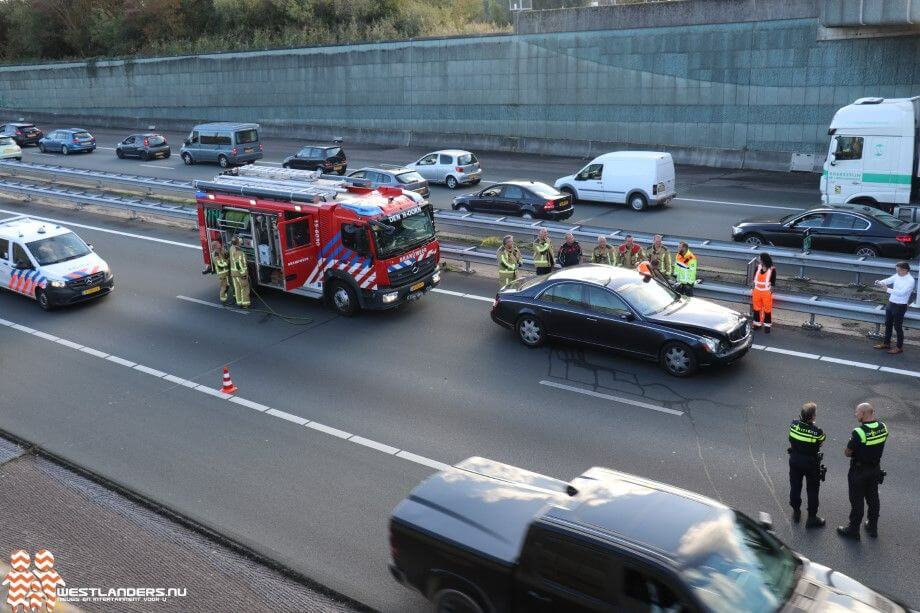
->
784 560 910 612
738 215 784 226
648 297 744 335
41 253 109 282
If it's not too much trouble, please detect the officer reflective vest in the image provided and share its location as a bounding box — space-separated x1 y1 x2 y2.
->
650 245 672 276
754 266 775 291
674 250 697 285
533 239 553 268
498 247 520 272
851 421 888 465
788 420 825 457
593 246 614 265
230 249 247 275
212 252 230 276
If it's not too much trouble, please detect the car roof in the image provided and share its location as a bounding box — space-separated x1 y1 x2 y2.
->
544 466 732 564
594 151 670 161
8 123 35 127
357 166 412 175
544 263 639 286
427 149 472 157
0 217 72 243
501 180 556 189
193 122 259 131
60 128 90 133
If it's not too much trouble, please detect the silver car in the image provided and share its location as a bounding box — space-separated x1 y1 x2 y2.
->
348 166 430 198
407 149 482 189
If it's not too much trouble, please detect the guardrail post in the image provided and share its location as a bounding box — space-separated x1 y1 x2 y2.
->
866 323 884 340
801 313 823 331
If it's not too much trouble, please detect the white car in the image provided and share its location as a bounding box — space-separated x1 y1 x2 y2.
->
0 217 114 310
0 135 22 161
406 149 482 189
554 151 676 211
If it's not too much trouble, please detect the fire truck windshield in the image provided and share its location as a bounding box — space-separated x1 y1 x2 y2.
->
371 208 435 259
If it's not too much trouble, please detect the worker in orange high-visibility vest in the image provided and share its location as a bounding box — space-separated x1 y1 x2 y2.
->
752 252 777 333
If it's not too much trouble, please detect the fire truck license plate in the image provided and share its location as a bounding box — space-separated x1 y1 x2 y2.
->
410 281 425 292
82 286 101 295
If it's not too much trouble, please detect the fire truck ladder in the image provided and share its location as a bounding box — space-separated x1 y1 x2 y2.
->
194 170 348 205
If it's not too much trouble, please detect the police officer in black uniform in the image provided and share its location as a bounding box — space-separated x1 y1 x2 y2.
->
838 402 889 540
788 402 826 528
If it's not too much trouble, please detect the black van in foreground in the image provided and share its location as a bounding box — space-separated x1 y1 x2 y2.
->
390 457 913 613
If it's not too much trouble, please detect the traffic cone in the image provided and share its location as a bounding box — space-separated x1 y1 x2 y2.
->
221 367 237 394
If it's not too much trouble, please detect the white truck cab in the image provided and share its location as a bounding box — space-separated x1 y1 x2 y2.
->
0 216 113 310
822 97 920 210
554 151 676 211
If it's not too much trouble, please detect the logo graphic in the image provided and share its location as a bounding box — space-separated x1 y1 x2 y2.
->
2 549 65 613
874 143 885 157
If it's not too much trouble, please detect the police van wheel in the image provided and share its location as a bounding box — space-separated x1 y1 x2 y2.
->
516 315 545 347
660 342 697 377
328 281 358 317
629 193 647 212
182 153 194 165
433 589 483 613
36 289 52 311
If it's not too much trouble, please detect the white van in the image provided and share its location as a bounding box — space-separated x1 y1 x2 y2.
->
0 216 113 310
821 97 920 210
554 151 676 211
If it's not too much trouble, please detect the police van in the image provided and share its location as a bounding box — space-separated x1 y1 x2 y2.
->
0 217 114 310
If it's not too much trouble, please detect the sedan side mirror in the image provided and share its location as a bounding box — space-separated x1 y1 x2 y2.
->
87 243 94 251
619 311 634 321
184 138 191 146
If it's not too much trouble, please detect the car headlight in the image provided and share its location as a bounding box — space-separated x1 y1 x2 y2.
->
382 291 399 303
701 337 720 353
432 271 441 284
731 226 742 235
50 280 65 288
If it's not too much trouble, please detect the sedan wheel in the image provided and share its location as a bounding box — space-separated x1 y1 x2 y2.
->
522 211 534 220
660 342 698 377
434 589 483 613
39 143 46 153
455 204 469 213
61 145 69 155
855 245 879 258
446 175 459 189
116 148 124 159
742 234 764 246
517 315 545 347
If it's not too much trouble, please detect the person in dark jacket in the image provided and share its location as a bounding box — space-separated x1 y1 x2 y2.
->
557 232 582 268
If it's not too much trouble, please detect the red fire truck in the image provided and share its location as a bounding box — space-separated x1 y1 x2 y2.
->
194 165 440 315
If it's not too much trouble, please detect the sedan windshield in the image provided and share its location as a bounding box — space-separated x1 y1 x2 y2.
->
372 208 436 259
396 171 425 184
613 278 680 315
27 232 91 266
457 153 478 165
679 512 800 613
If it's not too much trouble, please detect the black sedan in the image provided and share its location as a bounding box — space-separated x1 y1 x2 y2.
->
452 180 574 220
282 143 347 174
491 264 752 376
115 133 170 160
1 122 43 146
732 204 920 259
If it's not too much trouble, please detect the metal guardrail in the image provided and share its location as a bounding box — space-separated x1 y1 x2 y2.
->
0 177 196 219
433 210 904 284
438 243 920 331
0 159 194 195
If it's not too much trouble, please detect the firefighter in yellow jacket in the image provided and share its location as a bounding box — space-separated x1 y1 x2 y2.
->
210 240 231 304
497 235 522 288
229 236 251 309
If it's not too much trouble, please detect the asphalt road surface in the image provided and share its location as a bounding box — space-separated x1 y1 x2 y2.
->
13 125 820 240
0 197 918 612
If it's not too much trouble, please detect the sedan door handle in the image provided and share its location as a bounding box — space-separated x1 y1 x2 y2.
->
586 317 598 322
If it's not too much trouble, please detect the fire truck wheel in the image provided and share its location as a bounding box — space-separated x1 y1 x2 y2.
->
218 155 229 168
445 175 459 189
328 281 359 317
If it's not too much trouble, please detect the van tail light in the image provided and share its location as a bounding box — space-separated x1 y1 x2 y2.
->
231 147 238 155
456 166 464 172
72 135 78 142
143 138 150 147
895 234 913 244
544 200 555 209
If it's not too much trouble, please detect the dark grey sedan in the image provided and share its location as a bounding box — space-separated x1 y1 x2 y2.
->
116 133 170 160
348 166 430 199
490 264 752 376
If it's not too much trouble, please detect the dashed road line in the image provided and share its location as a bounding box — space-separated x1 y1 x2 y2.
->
177 295 249 314
431 288 493 302
675 197 801 211
0 316 451 473
819 356 878 370
879 366 920 378
764 347 821 360
539 380 684 416
140 163 175 169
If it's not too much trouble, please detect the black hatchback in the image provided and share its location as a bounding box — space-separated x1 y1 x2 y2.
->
452 180 574 220
115 133 170 160
491 264 752 376
732 204 920 259
282 143 347 174
1 122 43 146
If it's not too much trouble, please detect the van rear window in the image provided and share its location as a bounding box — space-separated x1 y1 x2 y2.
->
457 153 478 165
236 129 258 145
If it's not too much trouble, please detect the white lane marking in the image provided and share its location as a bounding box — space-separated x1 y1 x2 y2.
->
351 436 399 455
306 421 352 439
12 324 37 334
133 364 168 378
229 397 270 412
752 344 767 350
396 451 451 472
140 163 175 169
819 356 878 370
0 208 200 250
30 330 59 341
79 346 108 358
194 384 233 400
764 347 820 360
55 338 83 350
177 295 249 315
163 374 198 388
257 161 283 166
539 380 684 416
0 317 14 326
266 408 309 425
675 197 801 211
431 288 493 303
879 366 920 378
106 355 137 367
96 147 115 151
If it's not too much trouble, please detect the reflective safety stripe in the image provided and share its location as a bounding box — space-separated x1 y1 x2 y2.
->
789 422 825 443
754 266 774 291
854 422 888 446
